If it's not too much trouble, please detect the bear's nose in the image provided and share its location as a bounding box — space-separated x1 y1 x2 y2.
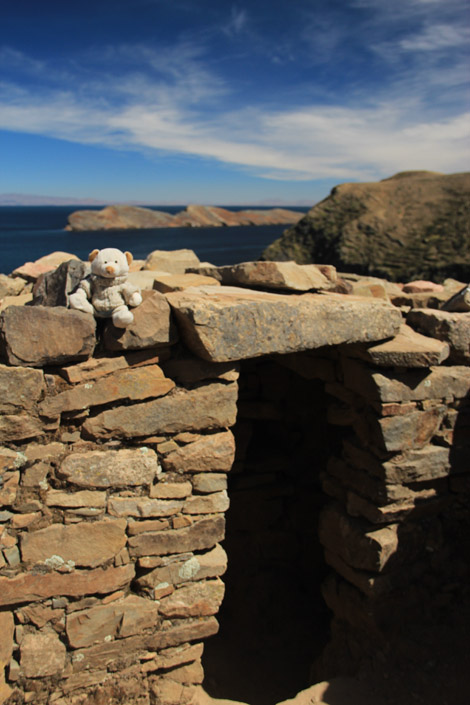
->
105 265 115 275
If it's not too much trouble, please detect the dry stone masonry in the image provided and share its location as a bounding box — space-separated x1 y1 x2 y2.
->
0 256 468 705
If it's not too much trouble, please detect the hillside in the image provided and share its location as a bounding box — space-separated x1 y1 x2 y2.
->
261 171 470 282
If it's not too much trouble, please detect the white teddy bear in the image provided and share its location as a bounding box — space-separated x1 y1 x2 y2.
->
69 248 142 328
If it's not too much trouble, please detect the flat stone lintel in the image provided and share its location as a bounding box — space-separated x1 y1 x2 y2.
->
166 286 402 362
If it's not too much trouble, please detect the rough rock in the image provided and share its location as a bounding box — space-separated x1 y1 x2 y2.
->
347 324 450 367
161 359 239 384
158 578 225 618
342 359 470 402
0 363 45 412
40 365 174 417
82 383 238 439
162 431 235 474
183 491 230 515
0 564 135 606
320 507 399 574
191 474 227 493
442 283 470 312
150 481 192 499
407 308 470 363
0 414 45 443
66 595 160 648
126 269 170 290
20 631 66 677
166 286 402 362
20 518 127 567
31 259 89 306
366 406 446 452
12 251 80 281
58 448 159 488
128 516 225 557
0 612 14 669
0 293 33 312
137 544 227 590
108 497 183 517
0 306 96 367
45 489 106 507
143 249 201 274
0 274 27 298
102 290 176 351
152 272 222 293
190 261 331 291
402 280 444 294
57 349 167 383
262 171 470 281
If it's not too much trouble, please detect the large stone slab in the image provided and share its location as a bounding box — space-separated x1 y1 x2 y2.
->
20 518 127 567
0 564 135 606
407 309 470 364
40 365 174 417
82 382 238 439
58 448 159 488
0 306 96 367
165 287 402 362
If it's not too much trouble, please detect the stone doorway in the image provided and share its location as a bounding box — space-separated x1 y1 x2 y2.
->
202 355 337 705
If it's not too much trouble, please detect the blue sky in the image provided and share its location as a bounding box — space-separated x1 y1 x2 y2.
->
0 0 469 205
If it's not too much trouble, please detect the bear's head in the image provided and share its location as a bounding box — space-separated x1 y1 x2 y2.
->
89 248 133 279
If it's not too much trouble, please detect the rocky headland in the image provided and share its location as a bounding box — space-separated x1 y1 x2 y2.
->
262 171 470 282
65 204 305 231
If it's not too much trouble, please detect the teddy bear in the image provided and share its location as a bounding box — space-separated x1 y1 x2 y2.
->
69 248 142 327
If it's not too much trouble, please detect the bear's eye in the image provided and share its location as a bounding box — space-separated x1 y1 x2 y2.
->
114 260 118 264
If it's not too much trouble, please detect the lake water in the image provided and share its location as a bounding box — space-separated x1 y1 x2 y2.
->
0 205 304 275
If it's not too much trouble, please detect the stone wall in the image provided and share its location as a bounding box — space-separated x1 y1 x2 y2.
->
0 273 469 705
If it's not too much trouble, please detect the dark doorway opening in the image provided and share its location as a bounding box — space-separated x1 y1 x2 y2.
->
203 356 336 705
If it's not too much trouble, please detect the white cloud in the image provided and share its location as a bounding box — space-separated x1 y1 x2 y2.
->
399 23 470 51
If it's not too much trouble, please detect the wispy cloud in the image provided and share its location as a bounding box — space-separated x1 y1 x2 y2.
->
0 16 468 186
223 6 248 36
399 23 470 51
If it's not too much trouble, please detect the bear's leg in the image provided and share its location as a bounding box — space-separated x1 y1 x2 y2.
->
112 305 134 328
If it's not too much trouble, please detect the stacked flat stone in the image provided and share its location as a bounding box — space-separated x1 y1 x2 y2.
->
0 256 468 704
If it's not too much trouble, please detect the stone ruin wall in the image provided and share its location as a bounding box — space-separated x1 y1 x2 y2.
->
0 281 469 705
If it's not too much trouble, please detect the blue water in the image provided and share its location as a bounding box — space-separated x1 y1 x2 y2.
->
0 205 304 275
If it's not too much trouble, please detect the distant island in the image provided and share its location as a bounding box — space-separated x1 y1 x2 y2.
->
65 204 305 231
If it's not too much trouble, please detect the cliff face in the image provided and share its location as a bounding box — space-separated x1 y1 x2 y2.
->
65 204 304 231
262 171 470 282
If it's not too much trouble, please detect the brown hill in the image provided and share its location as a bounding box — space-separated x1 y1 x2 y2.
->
65 205 304 231
261 171 470 282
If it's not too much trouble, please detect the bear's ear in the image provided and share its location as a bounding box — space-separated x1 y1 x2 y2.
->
89 249 99 262
125 251 133 266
